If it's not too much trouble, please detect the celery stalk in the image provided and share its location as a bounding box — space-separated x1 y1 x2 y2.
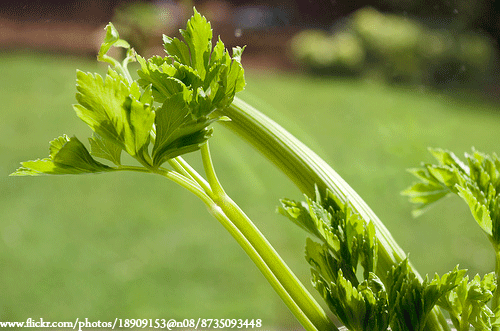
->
221 97 449 331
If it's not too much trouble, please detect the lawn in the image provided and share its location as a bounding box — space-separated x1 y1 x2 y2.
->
2 51 500 329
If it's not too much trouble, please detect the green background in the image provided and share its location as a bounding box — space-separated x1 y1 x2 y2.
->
1 51 500 329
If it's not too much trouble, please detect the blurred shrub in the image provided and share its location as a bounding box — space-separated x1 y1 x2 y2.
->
290 7 498 88
290 30 365 75
352 7 424 83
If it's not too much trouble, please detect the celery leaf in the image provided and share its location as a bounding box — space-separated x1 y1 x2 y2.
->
403 148 500 246
98 22 130 63
89 132 122 166
73 68 154 164
179 7 212 78
137 7 245 115
11 135 113 176
152 92 216 167
280 187 377 281
135 7 246 165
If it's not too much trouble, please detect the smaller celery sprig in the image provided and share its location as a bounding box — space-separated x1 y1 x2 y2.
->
280 188 388 331
403 149 500 308
403 148 500 330
11 9 335 331
280 188 495 331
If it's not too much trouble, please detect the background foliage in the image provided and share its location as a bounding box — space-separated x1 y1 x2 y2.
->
290 7 498 89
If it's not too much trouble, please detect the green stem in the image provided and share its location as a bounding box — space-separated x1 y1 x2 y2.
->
492 248 500 331
118 62 134 85
120 151 334 330
98 51 133 85
200 143 335 331
200 143 225 197
170 156 214 200
220 97 449 331
202 200 322 331
115 165 152 173
152 168 214 207
436 309 451 331
121 51 135 84
459 302 471 331
141 150 333 331
168 158 195 181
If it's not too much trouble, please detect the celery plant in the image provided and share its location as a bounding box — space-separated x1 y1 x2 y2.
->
11 8 500 331
11 11 333 331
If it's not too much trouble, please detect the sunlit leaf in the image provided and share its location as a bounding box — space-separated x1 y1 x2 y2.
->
152 92 216 167
89 132 122 166
11 135 113 176
179 7 213 78
73 68 154 163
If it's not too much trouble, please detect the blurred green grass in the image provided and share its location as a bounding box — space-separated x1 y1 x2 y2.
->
2 51 500 329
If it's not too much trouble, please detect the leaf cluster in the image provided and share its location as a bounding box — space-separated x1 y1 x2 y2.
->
438 272 498 331
279 187 495 331
403 148 500 248
12 8 245 176
280 188 387 331
279 187 377 283
386 261 466 331
136 8 245 167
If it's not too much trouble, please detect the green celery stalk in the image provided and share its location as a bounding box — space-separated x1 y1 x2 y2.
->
220 96 449 331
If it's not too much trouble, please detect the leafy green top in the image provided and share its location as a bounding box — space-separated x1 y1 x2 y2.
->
280 188 386 331
280 186 500 331
11 8 245 176
403 148 500 248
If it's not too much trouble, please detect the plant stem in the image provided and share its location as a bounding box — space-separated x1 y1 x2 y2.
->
220 97 450 331
201 199 323 331
167 157 214 199
143 148 334 331
221 97 407 272
494 249 500 308
152 168 215 207
200 143 336 331
459 302 471 331
173 156 214 199
113 152 335 330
